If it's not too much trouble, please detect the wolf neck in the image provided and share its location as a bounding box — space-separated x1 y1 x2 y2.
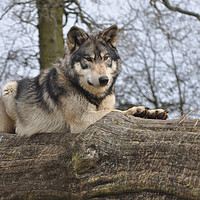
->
84 86 114 108
72 80 114 108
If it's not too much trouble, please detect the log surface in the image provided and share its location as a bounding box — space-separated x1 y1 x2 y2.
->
0 112 200 199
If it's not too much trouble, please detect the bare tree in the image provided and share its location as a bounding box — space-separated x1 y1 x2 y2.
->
36 0 64 69
113 0 200 118
0 0 97 84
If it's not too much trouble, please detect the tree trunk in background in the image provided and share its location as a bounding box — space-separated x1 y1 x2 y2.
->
36 0 64 70
0 112 200 199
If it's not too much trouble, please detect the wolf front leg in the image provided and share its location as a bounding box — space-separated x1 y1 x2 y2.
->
70 107 168 133
98 95 168 120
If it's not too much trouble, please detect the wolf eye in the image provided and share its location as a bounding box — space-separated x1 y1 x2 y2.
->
82 65 89 69
84 57 93 62
104 55 109 61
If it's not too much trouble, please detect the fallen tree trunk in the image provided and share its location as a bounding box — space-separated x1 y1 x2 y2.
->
0 112 200 199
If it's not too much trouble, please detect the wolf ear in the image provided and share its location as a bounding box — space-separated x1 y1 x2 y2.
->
99 25 118 48
67 26 88 52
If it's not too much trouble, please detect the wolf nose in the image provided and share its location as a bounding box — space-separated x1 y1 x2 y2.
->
99 76 109 85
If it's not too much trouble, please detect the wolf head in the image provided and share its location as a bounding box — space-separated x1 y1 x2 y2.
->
63 25 121 100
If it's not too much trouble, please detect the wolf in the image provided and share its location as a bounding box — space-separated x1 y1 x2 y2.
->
0 25 168 136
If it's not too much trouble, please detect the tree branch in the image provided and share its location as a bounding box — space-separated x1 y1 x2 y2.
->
162 0 200 21
0 1 35 20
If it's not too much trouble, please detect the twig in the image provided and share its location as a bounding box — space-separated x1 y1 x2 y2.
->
193 119 199 129
179 110 194 124
162 0 200 21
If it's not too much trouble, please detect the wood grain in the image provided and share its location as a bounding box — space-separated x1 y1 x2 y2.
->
0 112 200 199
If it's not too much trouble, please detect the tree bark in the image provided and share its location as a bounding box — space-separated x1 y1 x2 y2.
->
0 112 200 199
36 0 64 70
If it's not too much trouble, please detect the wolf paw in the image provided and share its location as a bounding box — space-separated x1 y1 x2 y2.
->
2 81 17 96
146 109 168 120
125 106 168 120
